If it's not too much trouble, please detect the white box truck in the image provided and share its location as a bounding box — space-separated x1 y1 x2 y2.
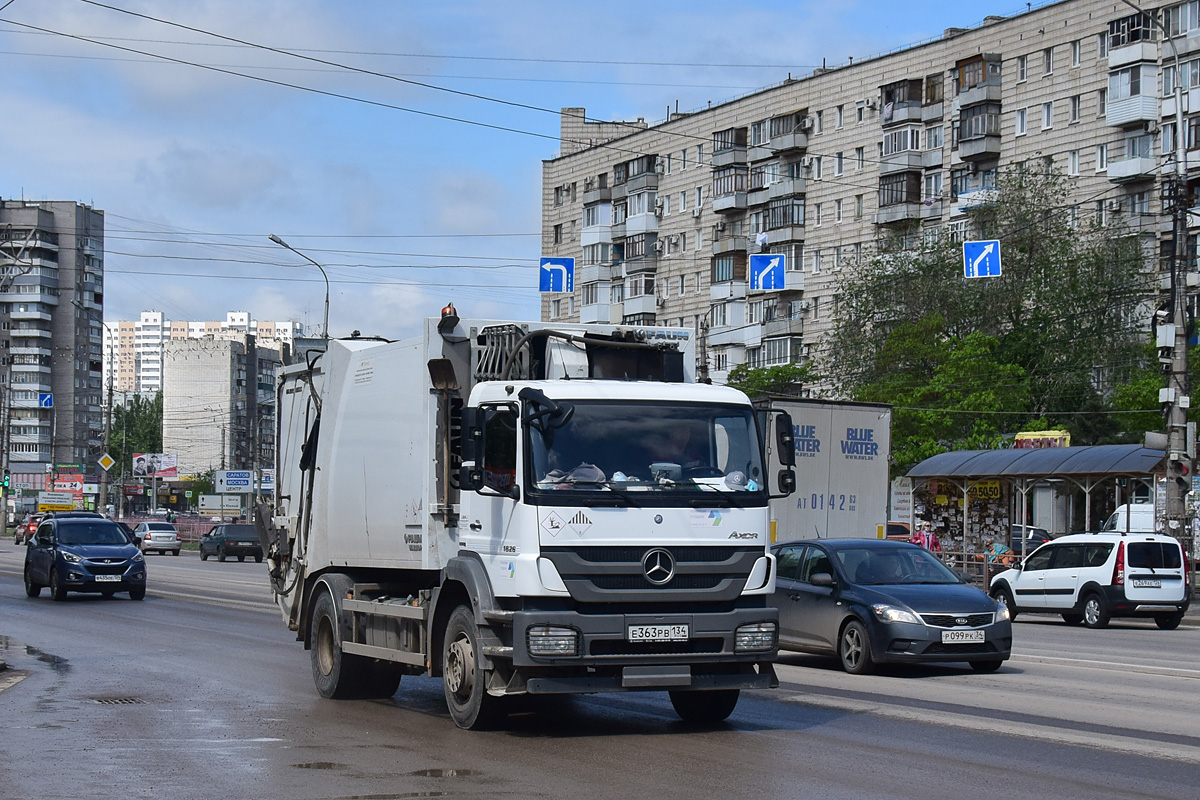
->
259 313 797 728
761 399 891 541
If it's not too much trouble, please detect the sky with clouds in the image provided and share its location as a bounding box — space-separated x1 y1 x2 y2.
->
1 0 1027 339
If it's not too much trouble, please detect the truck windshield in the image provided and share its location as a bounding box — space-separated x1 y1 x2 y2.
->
527 401 765 504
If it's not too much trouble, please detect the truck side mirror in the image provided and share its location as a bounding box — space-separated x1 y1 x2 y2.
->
459 465 484 492
777 469 796 496
776 412 796 467
460 407 481 463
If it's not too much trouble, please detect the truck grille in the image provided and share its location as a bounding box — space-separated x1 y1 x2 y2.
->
540 546 761 604
590 638 725 656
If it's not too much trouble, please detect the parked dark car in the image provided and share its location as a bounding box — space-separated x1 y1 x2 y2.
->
24 516 146 601
1008 524 1052 556
771 538 1012 674
199 524 263 563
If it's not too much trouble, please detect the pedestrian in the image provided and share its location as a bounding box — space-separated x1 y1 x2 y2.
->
909 521 941 554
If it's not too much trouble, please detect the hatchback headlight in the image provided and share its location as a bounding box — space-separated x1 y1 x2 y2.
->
872 604 920 625
995 601 1011 621
61 551 83 564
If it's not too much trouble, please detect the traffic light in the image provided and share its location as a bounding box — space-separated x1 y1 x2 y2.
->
2 470 9 489
1169 454 1191 490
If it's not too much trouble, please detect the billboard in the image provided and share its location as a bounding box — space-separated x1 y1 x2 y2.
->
132 453 178 478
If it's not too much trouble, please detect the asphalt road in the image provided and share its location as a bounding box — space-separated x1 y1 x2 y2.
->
0 545 1197 800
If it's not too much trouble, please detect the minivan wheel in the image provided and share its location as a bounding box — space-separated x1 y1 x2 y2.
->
1062 613 1084 626
1082 593 1110 629
1155 613 1184 630
49 568 68 601
991 586 1018 621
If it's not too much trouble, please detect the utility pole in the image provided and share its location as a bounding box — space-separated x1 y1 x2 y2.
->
98 356 114 515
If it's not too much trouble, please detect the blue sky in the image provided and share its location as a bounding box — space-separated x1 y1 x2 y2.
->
0 0 1032 338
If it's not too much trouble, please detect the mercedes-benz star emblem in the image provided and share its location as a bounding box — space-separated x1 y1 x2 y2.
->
642 548 676 585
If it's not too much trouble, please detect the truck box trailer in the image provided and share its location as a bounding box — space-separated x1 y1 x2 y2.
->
260 312 796 727
761 399 891 542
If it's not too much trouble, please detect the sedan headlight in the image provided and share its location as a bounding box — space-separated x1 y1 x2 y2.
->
995 601 1011 621
871 604 920 625
61 551 83 564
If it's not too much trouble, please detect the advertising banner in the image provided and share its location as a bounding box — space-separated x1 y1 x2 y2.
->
132 453 178 478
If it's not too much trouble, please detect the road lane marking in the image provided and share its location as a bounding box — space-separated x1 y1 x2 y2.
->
1007 652 1200 680
781 692 1200 764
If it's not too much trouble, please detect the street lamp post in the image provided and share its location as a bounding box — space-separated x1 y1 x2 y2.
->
268 234 330 340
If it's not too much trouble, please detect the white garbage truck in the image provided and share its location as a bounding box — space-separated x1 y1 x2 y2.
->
260 311 797 728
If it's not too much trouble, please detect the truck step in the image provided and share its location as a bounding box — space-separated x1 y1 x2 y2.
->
482 645 513 658
483 609 515 624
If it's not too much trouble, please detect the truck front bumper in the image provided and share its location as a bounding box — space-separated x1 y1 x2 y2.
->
510 606 779 694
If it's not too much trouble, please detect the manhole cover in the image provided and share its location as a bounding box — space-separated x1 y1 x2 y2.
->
91 697 144 705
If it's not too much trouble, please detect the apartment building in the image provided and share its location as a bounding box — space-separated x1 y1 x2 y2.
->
103 311 303 394
161 337 280 476
541 0 1180 383
0 199 105 490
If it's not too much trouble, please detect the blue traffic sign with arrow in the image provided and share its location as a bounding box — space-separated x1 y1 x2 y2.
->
749 254 785 290
539 257 575 293
963 240 1002 278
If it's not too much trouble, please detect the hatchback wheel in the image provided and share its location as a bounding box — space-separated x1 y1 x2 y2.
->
970 659 1003 673
1082 593 1110 629
218 549 226 562
201 552 209 561
839 620 875 675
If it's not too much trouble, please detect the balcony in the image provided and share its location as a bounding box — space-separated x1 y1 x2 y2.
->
879 150 924 175
713 192 747 213
769 178 806 198
881 102 922 126
710 281 747 303
922 102 944 122
579 303 612 324
1106 94 1159 128
622 256 658 274
1108 41 1158 69
922 149 944 169
624 172 659 193
11 327 52 339
919 200 944 220
581 226 612 247
712 147 747 168
873 203 921 224
712 236 748 255
958 135 1001 162
582 186 612 205
578 264 615 284
952 83 1002 114
762 316 804 338
764 132 807 155
1107 155 1157 183
622 293 658 316
625 213 658 235
953 187 999 213
10 309 52 322
765 225 805 243
747 185 770 206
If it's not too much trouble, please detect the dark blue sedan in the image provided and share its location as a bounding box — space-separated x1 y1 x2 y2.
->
771 539 1012 674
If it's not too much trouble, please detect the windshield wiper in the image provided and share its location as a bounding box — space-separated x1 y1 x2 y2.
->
544 480 640 507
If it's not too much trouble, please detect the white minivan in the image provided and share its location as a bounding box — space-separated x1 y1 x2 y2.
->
990 531 1191 629
1101 503 1156 533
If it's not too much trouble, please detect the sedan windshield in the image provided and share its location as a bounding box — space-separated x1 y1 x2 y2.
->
527 400 765 498
836 547 961 585
57 523 131 546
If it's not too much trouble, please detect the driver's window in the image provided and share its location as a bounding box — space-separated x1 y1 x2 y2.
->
35 523 53 545
482 407 517 493
799 547 833 583
1024 548 1053 571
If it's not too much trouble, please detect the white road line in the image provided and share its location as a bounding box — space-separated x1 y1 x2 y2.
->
1008 652 1200 679
782 692 1200 764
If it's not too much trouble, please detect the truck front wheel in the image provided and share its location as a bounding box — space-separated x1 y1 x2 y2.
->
442 604 505 729
310 590 366 698
669 689 740 724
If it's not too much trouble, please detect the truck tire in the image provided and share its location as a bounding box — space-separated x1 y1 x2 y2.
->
669 689 740 724
310 590 367 698
366 661 403 698
442 604 505 729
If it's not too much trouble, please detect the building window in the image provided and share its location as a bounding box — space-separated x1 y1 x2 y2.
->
878 173 921 206
1164 1 1200 37
924 73 943 104
610 282 624 303
1098 30 1109 58
1017 55 1027 82
923 171 943 201
1015 108 1028 136
813 156 823 179
679 191 687 211
925 125 943 150
814 110 824 133
960 103 1001 139
553 224 563 244
1042 101 1054 129
882 126 921 154
835 152 844 175
681 149 688 171
1070 95 1081 123
1068 149 1080 176
1095 200 1107 227
814 203 823 227
835 199 843 223
710 302 727 327
855 194 864 219
1071 39 1081 67
1042 47 1054 76
1096 143 1108 171
665 153 672 174
750 119 769 146
1163 58 1200 96
855 146 865 170
835 104 844 129
695 187 704 209
581 283 599 306
857 105 865 123
1109 66 1143 101
1131 191 1150 214
1097 88 1107 115
1108 13 1152 48
810 249 821 273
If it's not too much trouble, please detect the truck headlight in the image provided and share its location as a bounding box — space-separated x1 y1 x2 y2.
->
734 621 777 652
526 625 579 657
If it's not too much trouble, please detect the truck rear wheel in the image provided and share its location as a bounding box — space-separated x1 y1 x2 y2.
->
442 604 505 729
310 590 367 698
669 689 740 723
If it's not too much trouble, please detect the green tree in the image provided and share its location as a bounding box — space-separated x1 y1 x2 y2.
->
824 167 1152 473
110 392 162 476
726 361 815 398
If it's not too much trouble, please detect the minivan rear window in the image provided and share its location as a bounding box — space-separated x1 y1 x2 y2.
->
1128 541 1182 569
